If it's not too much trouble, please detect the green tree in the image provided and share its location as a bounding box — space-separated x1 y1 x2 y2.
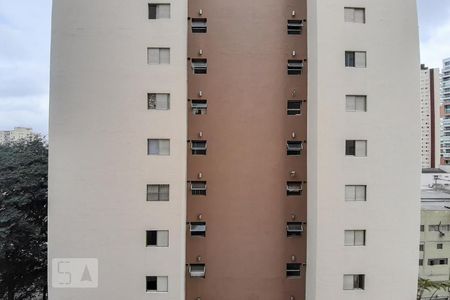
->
417 277 450 300
0 137 48 300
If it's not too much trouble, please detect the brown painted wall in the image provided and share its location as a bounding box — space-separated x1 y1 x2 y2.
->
186 1 307 299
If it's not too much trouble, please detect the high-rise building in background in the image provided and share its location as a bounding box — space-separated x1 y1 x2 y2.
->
420 65 440 169
0 127 33 144
49 0 421 299
441 58 450 165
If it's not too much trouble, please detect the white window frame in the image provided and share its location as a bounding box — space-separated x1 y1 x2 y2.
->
148 93 170 110
148 139 170 155
345 185 367 201
287 182 303 195
146 230 169 247
191 100 208 115
189 222 206 236
147 48 170 64
148 3 171 19
287 222 304 236
188 264 206 278
343 274 365 290
146 276 168 293
344 7 365 23
345 95 367 112
286 263 302 278
344 230 366 246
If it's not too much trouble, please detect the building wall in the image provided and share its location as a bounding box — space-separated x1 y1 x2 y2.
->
186 0 307 299
420 209 450 299
307 0 421 299
48 1 187 299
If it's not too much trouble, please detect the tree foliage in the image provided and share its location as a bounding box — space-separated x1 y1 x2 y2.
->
0 137 48 300
417 277 450 300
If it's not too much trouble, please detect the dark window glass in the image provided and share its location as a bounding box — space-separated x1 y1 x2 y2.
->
346 140 356 155
146 231 157 246
146 276 157 291
148 4 157 19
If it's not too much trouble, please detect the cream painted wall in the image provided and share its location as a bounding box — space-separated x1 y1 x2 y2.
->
48 0 187 299
307 0 421 299
420 209 450 299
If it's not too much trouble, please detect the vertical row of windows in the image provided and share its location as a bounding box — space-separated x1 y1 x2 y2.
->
146 3 173 293
343 6 368 292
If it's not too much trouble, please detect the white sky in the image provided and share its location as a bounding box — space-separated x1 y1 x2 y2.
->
0 0 448 135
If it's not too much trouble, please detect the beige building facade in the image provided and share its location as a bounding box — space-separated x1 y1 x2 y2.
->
49 0 421 299
0 127 33 143
420 189 450 300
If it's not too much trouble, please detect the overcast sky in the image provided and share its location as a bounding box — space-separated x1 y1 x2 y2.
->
0 0 449 135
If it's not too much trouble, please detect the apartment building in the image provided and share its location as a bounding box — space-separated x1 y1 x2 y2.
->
442 58 450 165
49 0 421 299
420 188 450 300
420 65 440 169
0 127 33 144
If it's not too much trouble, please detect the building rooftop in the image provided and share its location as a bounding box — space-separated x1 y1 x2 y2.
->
422 168 448 174
422 188 450 210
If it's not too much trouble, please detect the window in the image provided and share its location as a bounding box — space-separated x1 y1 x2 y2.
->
192 18 207 33
345 185 366 201
428 258 448 266
287 60 303 75
345 51 366 68
148 4 170 19
437 243 443 249
287 20 303 34
286 263 302 278
148 93 170 110
188 264 206 278
148 139 170 155
287 181 302 196
287 222 304 237
344 230 366 246
190 181 207 195
191 100 207 115
147 184 169 201
146 276 168 292
287 100 302 115
419 259 423 266
192 58 207 74
343 274 365 290
189 222 206 237
346 95 367 112
146 230 169 247
147 48 170 64
345 140 367 157
191 140 207 155
419 244 424 251
287 141 303 156
344 8 365 23
420 225 425 232
428 224 450 231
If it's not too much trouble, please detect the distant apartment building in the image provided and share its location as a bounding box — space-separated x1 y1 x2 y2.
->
441 58 450 164
49 0 421 299
421 65 440 169
420 188 450 300
0 127 33 144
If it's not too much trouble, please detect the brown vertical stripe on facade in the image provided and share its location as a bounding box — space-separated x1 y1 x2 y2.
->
186 0 307 299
